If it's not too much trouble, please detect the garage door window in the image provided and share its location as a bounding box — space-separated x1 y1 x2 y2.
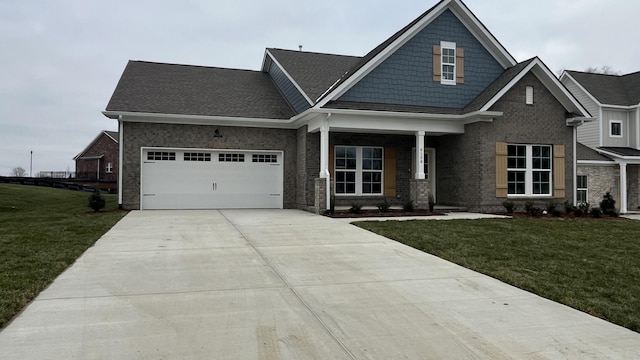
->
147 151 176 161
219 153 245 162
184 152 211 161
253 154 278 163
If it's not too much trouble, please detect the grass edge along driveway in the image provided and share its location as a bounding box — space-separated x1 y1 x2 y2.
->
0 184 127 329
355 217 640 333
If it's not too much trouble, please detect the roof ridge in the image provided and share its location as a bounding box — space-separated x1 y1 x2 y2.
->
127 60 259 73
267 48 361 59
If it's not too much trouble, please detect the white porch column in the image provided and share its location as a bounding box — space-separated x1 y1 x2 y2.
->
620 163 628 214
319 114 331 210
415 131 425 179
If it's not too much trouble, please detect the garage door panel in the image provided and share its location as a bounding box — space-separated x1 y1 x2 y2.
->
141 149 283 209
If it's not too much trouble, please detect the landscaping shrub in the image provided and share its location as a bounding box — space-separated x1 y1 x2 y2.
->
600 192 617 217
546 200 557 214
349 203 363 214
403 200 415 212
564 200 574 214
88 188 106 212
591 208 602 218
377 199 391 213
428 194 435 212
524 201 534 214
502 201 516 214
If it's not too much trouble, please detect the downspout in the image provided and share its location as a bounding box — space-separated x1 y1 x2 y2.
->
118 116 124 208
325 113 332 211
573 125 578 206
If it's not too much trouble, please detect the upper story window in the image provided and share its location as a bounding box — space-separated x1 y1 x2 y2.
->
610 120 623 137
433 42 464 85
105 162 113 173
440 41 456 85
526 86 534 105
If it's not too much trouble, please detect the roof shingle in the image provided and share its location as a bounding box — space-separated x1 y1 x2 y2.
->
106 61 295 119
566 70 640 106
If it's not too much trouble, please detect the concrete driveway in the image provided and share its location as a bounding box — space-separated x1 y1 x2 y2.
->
1 210 639 359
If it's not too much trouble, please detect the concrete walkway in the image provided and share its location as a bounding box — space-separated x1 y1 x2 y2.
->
1 210 638 359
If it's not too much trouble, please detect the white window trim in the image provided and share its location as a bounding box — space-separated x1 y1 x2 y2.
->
440 41 456 86
105 162 113 173
576 175 588 204
334 145 384 196
525 86 534 105
610 120 623 138
507 144 553 197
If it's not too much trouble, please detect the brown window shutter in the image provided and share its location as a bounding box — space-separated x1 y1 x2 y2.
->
496 142 508 198
553 145 565 198
384 147 396 197
456 47 464 84
433 45 441 82
329 145 334 179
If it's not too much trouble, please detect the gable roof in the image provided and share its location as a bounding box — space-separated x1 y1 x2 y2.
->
315 0 517 107
74 130 119 160
265 49 361 103
565 70 640 106
106 61 295 120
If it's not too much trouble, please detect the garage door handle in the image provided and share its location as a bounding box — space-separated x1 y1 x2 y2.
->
212 182 217 191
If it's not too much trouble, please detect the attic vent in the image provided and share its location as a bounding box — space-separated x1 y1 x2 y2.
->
526 86 534 105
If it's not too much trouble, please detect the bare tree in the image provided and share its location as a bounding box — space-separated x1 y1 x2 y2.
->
11 167 27 177
585 65 620 75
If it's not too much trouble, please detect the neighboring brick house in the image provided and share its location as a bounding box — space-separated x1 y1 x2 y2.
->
74 130 119 183
103 0 592 212
561 71 640 213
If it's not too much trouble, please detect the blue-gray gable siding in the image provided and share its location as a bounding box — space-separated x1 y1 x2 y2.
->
339 10 505 108
267 61 310 114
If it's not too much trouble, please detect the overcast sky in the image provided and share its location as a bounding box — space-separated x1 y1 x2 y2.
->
1 0 638 176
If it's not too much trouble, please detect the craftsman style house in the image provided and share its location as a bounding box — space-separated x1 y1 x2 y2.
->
561 71 640 213
104 0 591 212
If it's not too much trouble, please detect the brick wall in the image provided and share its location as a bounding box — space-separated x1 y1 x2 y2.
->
121 122 297 209
75 133 118 181
577 165 617 207
437 72 575 212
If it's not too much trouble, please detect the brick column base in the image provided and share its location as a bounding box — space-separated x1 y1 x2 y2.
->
410 179 431 209
314 178 327 214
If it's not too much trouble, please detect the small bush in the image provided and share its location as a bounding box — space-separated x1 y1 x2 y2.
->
403 200 415 212
590 208 602 218
564 200 574 214
88 188 106 212
524 201 535 214
600 192 617 216
578 202 591 214
546 200 557 214
377 199 391 213
502 201 516 214
349 203 363 214
428 194 436 212
574 208 584 217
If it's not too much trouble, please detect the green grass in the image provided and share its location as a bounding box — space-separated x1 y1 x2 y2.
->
0 184 126 329
355 217 640 332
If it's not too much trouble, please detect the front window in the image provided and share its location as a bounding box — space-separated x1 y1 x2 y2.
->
105 162 113 173
577 175 588 204
507 144 552 196
440 41 456 85
335 146 383 195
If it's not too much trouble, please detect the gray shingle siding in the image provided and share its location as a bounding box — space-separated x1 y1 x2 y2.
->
339 10 504 108
267 62 311 114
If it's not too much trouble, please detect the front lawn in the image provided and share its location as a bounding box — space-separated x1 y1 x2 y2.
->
355 217 640 332
0 184 127 329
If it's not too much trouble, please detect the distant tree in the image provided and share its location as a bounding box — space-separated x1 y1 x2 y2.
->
11 167 27 177
585 65 620 75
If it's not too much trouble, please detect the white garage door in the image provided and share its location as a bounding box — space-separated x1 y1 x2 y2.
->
141 148 283 209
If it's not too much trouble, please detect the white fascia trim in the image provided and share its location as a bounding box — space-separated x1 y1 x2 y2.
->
315 0 516 108
102 110 302 129
481 59 591 117
577 160 615 166
595 148 640 162
314 107 501 120
103 131 118 144
264 49 314 106
560 72 603 108
448 1 516 68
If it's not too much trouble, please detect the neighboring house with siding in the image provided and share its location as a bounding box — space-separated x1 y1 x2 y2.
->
561 71 640 213
103 0 592 212
74 130 119 183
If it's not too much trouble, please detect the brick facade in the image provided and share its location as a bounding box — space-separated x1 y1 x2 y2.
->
578 164 640 211
121 122 297 210
75 132 118 182
437 73 575 212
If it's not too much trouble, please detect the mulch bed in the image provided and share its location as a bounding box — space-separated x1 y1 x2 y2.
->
325 209 445 218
